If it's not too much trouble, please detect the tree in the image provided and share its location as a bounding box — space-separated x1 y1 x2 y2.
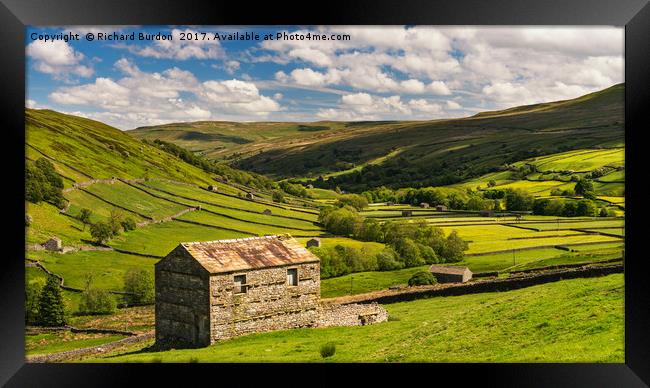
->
25 278 45 325
79 208 92 230
441 230 469 262
408 271 437 286
376 248 404 271
121 217 137 231
123 268 155 305
272 190 285 203
576 200 598 216
37 276 66 326
108 210 124 236
504 189 535 211
90 221 113 244
574 178 596 199
78 273 116 315
336 194 368 210
487 180 497 187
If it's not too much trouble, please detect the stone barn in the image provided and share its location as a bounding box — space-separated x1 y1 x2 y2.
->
436 205 447 212
386 201 394 206
245 192 255 200
43 237 62 251
306 238 321 248
207 185 218 192
428 265 473 283
402 210 413 217
420 202 430 208
262 209 272 216
480 211 495 217
155 235 322 347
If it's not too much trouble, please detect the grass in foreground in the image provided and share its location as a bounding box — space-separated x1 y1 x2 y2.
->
87 274 623 363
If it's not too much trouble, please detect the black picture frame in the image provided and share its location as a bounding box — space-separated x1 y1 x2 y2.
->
1 0 648 386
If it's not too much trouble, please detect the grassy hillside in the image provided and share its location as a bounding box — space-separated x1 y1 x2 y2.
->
88 274 623 363
26 109 216 186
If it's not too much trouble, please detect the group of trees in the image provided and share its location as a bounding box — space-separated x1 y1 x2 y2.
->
25 158 66 209
316 204 469 278
26 268 154 325
533 198 615 217
88 209 137 244
25 276 67 326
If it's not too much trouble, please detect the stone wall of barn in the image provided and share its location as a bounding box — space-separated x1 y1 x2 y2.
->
155 247 211 347
208 261 320 342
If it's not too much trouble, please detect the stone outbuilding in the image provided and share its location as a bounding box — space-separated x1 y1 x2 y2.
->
386 201 394 206
436 205 447 212
245 192 255 200
420 202 430 208
155 235 321 347
401 210 413 217
155 235 387 348
480 211 495 217
306 238 321 248
207 185 218 192
43 237 62 251
262 209 272 216
428 265 473 283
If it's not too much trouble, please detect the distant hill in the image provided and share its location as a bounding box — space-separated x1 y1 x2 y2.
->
129 84 623 191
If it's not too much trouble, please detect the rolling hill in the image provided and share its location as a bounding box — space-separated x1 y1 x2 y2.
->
130 84 624 191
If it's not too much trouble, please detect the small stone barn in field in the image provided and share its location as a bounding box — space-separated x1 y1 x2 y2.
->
428 265 473 283
436 205 447 212
402 210 413 217
207 185 218 192
43 237 62 251
306 238 321 248
245 192 255 200
420 202 430 208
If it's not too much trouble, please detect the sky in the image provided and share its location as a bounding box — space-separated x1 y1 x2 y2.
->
26 25 624 130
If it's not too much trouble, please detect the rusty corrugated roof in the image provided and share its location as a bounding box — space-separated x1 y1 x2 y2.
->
428 265 471 275
180 234 319 274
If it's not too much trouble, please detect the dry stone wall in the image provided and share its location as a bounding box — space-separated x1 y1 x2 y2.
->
318 303 388 328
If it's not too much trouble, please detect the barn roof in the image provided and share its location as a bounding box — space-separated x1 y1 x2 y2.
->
428 265 471 275
179 234 319 274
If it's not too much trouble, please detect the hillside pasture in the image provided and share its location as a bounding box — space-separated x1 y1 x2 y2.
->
108 220 246 257
89 274 624 363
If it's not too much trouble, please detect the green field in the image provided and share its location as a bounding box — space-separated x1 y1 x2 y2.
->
109 220 245 257
83 182 187 220
27 250 157 291
89 274 623 363
26 202 88 247
26 331 127 356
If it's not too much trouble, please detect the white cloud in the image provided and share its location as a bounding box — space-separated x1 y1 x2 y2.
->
27 40 93 79
121 28 224 60
48 59 281 128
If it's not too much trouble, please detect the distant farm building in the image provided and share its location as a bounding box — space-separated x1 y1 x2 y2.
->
402 210 413 217
428 265 473 283
306 238 321 248
480 211 495 217
43 237 62 251
262 209 272 216
245 192 255 200
420 202 430 208
386 201 394 206
155 235 386 348
436 205 447 212
207 185 218 192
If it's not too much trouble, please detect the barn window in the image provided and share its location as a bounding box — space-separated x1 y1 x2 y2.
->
233 274 247 294
287 268 298 286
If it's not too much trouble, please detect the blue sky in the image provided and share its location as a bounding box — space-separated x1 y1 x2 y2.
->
26 25 623 130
